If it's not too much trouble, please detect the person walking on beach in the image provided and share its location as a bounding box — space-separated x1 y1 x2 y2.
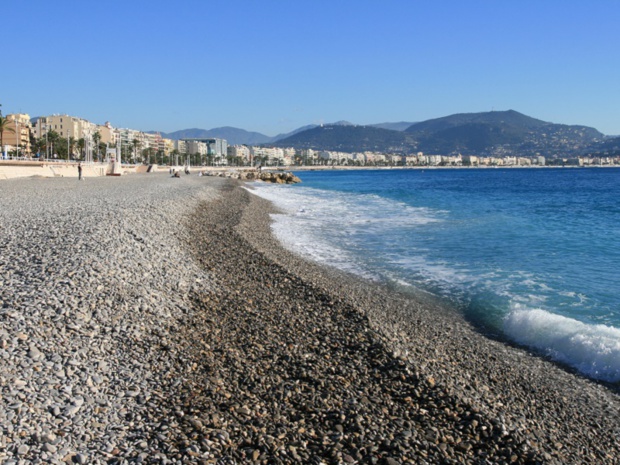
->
77 163 83 181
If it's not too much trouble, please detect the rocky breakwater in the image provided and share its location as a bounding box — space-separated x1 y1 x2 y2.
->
203 169 301 184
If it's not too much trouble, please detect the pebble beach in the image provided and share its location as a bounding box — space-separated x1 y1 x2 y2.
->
0 172 619 464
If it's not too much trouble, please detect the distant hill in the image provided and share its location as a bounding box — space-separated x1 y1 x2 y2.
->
404 110 548 134
404 110 603 156
159 122 354 145
370 121 416 131
271 121 356 140
272 124 412 153
162 127 272 145
270 124 318 142
151 111 605 155
582 136 620 157
269 110 604 155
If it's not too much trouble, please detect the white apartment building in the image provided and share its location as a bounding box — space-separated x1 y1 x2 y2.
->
228 145 251 162
250 146 285 164
174 140 187 154
283 147 296 161
185 140 207 156
300 148 318 163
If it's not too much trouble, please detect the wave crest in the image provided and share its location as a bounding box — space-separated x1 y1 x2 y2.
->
504 307 620 382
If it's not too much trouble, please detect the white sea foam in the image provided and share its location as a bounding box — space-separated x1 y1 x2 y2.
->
247 183 442 278
504 306 620 382
248 183 620 382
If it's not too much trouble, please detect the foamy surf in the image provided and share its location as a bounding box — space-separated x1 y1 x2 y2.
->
247 169 620 383
504 307 620 382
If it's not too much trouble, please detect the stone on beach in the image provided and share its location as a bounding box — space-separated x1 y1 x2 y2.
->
0 172 618 464
201 168 302 184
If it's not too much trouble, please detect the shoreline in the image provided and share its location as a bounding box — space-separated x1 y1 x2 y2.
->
0 174 618 463
181 181 620 463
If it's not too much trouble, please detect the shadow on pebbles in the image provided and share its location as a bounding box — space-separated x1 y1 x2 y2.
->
158 182 620 464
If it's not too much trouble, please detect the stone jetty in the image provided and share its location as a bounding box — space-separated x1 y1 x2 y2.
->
201 169 301 184
0 173 618 464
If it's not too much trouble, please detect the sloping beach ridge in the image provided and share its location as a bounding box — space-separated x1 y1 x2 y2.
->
0 173 618 464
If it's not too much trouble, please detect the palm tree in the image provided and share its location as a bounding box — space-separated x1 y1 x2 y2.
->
77 138 85 159
0 116 16 155
131 138 140 163
91 131 102 161
46 130 61 158
68 137 76 160
170 149 179 166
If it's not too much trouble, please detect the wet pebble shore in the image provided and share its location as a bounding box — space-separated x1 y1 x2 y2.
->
0 174 618 464
182 184 620 465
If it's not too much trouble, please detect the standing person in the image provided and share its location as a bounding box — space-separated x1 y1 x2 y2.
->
77 163 82 181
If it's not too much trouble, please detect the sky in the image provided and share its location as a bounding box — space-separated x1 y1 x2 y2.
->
2 1 619 136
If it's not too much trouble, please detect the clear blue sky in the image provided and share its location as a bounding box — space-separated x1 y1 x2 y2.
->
3 1 619 136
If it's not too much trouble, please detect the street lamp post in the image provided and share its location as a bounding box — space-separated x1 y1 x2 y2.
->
45 124 49 161
67 130 70 162
15 120 20 159
85 129 90 164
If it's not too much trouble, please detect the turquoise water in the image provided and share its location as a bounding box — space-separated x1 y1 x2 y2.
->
250 168 620 382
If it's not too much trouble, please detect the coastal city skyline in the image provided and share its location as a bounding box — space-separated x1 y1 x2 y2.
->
3 1 620 136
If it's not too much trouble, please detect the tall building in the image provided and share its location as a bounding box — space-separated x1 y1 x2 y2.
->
33 114 96 141
228 145 251 162
174 140 187 154
97 122 117 146
4 114 32 155
182 138 228 157
185 140 207 156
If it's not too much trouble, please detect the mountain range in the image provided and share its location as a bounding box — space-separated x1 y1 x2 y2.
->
155 110 613 156
155 121 417 146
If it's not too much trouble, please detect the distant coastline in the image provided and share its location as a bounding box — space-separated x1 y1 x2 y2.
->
288 164 620 172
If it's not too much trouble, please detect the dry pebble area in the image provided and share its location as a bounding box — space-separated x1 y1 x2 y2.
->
0 173 618 464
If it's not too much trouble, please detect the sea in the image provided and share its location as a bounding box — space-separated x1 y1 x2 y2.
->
249 167 620 383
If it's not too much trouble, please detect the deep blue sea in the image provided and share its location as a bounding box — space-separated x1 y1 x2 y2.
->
250 168 620 383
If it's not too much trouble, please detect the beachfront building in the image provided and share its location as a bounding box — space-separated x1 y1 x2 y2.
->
404 155 419 165
363 152 387 165
181 138 228 164
461 155 479 166
299 148 319 165
389 154 406 165
207 138 228 159
182 138 228 158
250 146 286 165
319 150 354 165
143 132 167 156
33 114 98 141
228 145 251 164
282 147 296 165
163 138 175 156
3 114 32 156
116 128 145 163
185 140 208 157
98 122 118 146
174 140 188 154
